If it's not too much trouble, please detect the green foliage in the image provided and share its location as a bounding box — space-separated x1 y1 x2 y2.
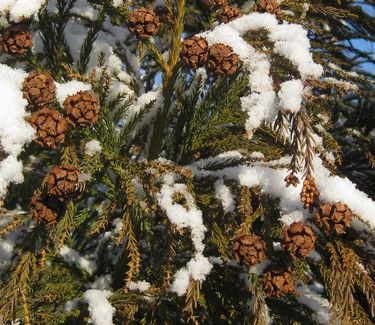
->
0 0 374 324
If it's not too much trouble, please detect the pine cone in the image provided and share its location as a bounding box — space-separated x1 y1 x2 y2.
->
207 43 239 76
31 192 63 226
200 0 226 9
262 268 296 297
300 176 319 212
63 91 100 126
0 24 32 56
316 202 352 235
29 108 68 149
128 8 160 39
219 6 243 23
281 222 316 258
22 72 56 111
256 0 281 15
233 234 266 266
46 165 80 201
180 36 209 69
284 173 299 187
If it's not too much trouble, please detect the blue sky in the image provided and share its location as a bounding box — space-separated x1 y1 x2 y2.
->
351 3 375 73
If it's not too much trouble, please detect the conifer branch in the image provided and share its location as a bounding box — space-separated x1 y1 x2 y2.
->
0 252 36 323
0 214 30 238
184 279 201 324
249 273 267 325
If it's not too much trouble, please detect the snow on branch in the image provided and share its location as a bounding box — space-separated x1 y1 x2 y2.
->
83 289 115 325
157 182 213 296
0 64 35 198
199 12 323 136
59 245 97 275
191 156 375 232
0 0 46 25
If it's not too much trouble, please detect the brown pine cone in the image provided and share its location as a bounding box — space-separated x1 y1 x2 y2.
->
0 24 32 56
281 222 316 258
316 202 352 235
31 192 63 226
262 268 296 297
29 108 68 149
284 173 300 188
46 165 80 201
200 0 226 9
233 234 266 266
207 43 239 76
219 6 243 23
256 0 281 15
63 91 100 126
128 8 160 39
180 36 209 69
22 72 56 111
300 176 319 212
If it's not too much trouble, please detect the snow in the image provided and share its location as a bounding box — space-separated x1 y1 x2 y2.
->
296 285 330 324
278 80 304 113
314 159 375 230
328 62 359 78
59 245 97 275
199 12 323 136
0 64 35 198
83 289 114 325
169 268 190 296
122 90 163 138
91 275 113 290
125 90 161 122
112 0 123 7
214 179 235 213
78 172 91 183
157 182 213 296
0 157 24 197
250 151 265 160
70 0 99 20
0 218 17 272
168 255 213 296
0 0 46 24
157 183 207 253
186 254 213 282
63 298 80 312
129 280 151 292
191 156 375 231
324 77 359 92
85 140 102 157
55 80 91 105
0 235 14 271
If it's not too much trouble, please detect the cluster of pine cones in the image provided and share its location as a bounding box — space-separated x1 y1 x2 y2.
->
22 71 100 149
285 173 352 235
128 5 242 77
21 72 99 225
232 198 352 297
232 233 296 297
126 2 244 40
31 165 81 226
0 0 280 57
199 0 280 20
232 221 315 297
181 37 240 76
126 1 282 76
